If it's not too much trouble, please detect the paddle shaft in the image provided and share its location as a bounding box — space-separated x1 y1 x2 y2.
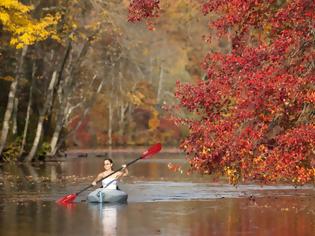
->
76 156 143 195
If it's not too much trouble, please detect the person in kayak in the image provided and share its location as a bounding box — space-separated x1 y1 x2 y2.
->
91 158 128 190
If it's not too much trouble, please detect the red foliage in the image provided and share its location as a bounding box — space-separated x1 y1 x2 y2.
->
128 0 160 28
174 0 315 184
129 0 315 184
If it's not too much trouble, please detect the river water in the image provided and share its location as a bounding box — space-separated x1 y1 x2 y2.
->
0 151 314 235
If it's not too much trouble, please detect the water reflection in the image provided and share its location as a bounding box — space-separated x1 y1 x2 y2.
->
0 197 314 236
88 203 126 236
100 206 117 235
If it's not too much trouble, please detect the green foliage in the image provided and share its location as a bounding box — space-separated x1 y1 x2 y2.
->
37 142 51 159
1 137 21 162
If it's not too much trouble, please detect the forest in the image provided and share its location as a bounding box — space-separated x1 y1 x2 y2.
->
0 0 208 161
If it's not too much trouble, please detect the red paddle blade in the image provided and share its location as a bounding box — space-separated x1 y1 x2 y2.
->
141 143 162 159
56 193 77 204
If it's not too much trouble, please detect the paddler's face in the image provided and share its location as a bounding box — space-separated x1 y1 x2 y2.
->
104 160 113 171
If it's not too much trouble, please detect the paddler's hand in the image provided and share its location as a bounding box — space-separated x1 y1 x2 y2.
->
121 164 128 174
122 164 127 169
91 181 97 186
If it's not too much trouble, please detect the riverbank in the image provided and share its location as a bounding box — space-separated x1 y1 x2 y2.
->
65 146 182 158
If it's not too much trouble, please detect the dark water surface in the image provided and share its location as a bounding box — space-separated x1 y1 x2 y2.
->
0 152 314 235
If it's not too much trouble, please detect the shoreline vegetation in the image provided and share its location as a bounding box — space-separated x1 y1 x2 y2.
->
0 146 182 163
65 146 182 157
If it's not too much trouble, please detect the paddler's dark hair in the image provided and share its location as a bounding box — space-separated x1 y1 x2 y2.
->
104 158 113 164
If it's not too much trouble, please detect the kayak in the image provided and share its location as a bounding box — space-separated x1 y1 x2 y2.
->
87 188 128 203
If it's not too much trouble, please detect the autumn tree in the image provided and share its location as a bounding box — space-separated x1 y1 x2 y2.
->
0 0 60 158
0 0 59 48
130 0 315 185
0 0 102 161
23 0 104 160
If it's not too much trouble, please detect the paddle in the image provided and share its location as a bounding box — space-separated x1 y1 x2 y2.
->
57 143 162 204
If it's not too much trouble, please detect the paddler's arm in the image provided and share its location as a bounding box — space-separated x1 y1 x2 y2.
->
116 164 128 178
91 173 104 186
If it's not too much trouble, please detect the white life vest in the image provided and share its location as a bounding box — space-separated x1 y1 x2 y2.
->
102 177 118 189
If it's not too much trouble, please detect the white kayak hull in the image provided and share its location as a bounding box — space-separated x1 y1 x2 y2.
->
87 188 128 203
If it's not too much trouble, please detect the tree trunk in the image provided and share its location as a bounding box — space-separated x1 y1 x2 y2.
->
25 71 58 161
49 89 70 157
0 46 28 155
117 71 128 136
49 116 64 157
157 65 164 103
26 115 45 161
19 63 36 157
48 74 72 157
53 76 103 154
108 74 115 146
45 41 72 132
108 101 113 146
118 103 128 136
48 32 98 156
12 98 19 135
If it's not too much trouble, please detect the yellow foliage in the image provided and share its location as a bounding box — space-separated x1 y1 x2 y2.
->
224 166 240 184
201 146 211 155
148 116 159 130
148 109 159 129
127 91 145 106
0 0 60 48
126 80 160 131
0 0 32 13
263 23 272 34
143 48 149 56
0 76 15 81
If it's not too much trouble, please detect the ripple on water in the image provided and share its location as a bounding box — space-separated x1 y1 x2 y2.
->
0 180 314 203
122 181 315 202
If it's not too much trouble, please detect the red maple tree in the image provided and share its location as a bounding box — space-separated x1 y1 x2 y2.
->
128 0 160 22
128 0 160 30
129 0 315 185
